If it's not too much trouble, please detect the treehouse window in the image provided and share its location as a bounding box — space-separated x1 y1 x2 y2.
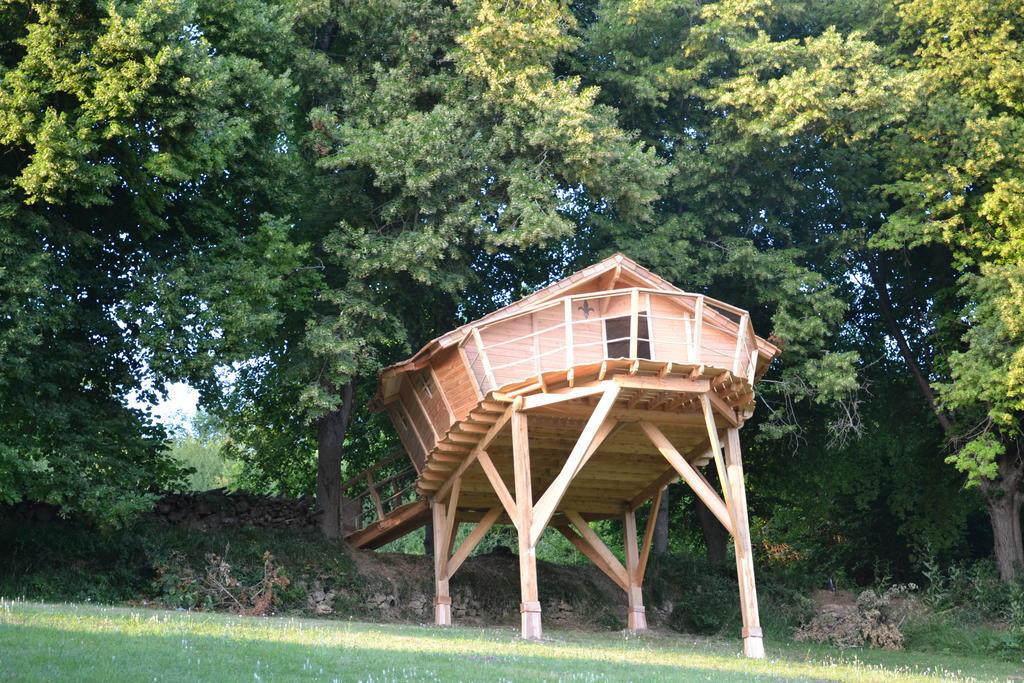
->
605 314 651 359
416 372 433 398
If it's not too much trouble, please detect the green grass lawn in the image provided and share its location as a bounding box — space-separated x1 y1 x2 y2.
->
0 600 1020 682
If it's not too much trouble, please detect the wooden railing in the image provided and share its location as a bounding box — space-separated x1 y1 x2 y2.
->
341 450 420 531
459 288 760 394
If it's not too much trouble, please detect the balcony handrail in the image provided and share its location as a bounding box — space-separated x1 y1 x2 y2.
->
462 288 760 394
458 287 750 347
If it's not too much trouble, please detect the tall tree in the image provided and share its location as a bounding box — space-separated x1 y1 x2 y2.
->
691 0 1024 578
201 0 670 537
877 0 1024 578
0 0 305 523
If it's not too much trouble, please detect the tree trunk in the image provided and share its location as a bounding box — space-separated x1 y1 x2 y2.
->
316 381 354 539
653 485 670 555
867 258 953 433
868 256 1024 581
695 494 729 564
424 519 434 556
981 450 1024 581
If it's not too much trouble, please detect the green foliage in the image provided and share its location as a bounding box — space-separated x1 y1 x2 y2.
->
1 0 1021 583
0 0 305 523
0 514 356 610
902 618 1024 663
920 557 1024 630
167 436 238 493
653 554 814 639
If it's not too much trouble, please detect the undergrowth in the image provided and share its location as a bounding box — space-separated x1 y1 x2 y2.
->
2 514 1021 663
898 557 1024 662
0 517 353 612
645 554 814 640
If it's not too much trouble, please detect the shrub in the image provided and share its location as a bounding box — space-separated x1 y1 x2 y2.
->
653 553 814 638
152 549 290 615
921 557 1024 629
794 585 915 650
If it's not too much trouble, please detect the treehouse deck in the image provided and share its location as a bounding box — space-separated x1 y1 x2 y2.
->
345 254 779 657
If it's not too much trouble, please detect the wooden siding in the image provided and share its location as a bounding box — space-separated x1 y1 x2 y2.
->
432 347 478 421
386 402 425 469
699 320 736 370
462 334 491 393
399 380 437 455
413 368 450 437
534 303 565 375
648 294 693 363
480 312 535 387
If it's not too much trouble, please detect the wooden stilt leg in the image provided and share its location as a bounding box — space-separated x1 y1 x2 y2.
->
623 508 647 630
431 500 452 626
724 428 764 658
512 410 542 639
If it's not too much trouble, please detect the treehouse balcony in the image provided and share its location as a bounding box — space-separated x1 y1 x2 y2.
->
374 281 775 481
463 287 763 397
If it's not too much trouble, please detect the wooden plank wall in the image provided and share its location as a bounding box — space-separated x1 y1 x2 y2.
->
462 334 491 392
649 295 691 362
569 299 604 365
386 402 426 469
400 381 437 455
700 319 736 369
432 348 478 421
535 305 565 375
480 314 535 387
413 369 451 436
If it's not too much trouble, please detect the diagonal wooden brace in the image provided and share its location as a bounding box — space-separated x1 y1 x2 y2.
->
564 510 630 590
699 393 735 518
529 386 621 545
476 449 519 526
554 524 627 591
638 421 734 535
447 506 501 577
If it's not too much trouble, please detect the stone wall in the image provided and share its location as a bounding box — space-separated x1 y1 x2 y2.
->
151 490 317 531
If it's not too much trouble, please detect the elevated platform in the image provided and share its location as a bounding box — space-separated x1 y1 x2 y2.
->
418 358 751 523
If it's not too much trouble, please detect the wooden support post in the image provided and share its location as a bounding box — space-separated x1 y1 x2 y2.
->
564 298 574 367
724 427 764 659
699 393 734 515
623 508 647 630
512 410 542 640
629 288 639 358
431 499 452 626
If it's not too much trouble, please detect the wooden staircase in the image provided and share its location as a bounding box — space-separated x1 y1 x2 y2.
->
341 450 428 549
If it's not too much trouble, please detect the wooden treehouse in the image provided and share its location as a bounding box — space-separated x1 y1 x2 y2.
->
344 254 779 657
